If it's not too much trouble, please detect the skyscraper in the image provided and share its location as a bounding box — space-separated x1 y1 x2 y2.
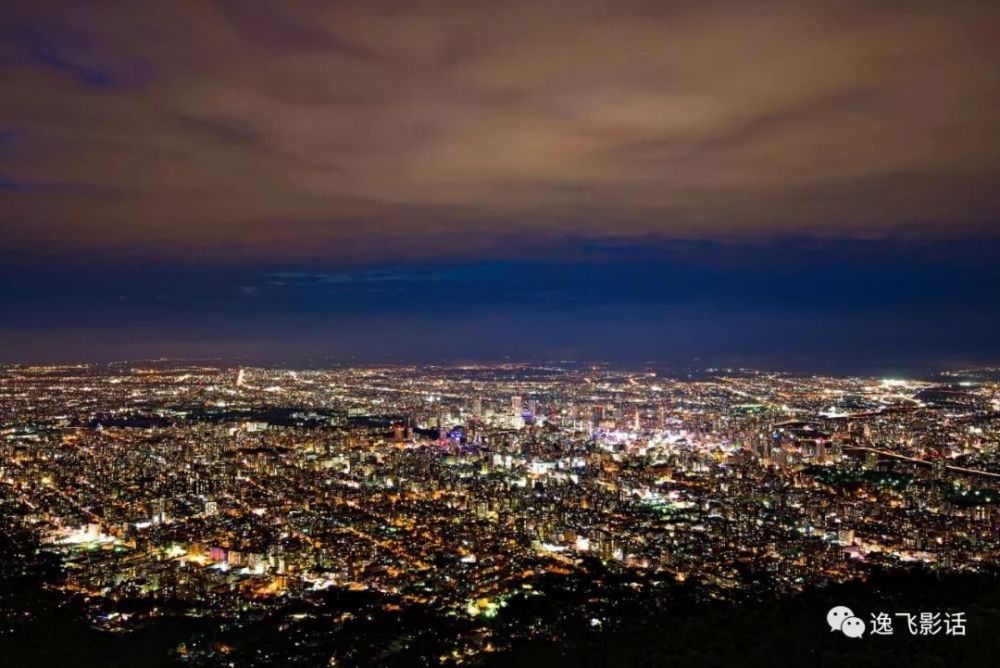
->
511 395 524 428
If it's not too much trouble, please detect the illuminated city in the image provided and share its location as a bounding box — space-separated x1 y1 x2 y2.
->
2 362 998 665
3 0 1000 666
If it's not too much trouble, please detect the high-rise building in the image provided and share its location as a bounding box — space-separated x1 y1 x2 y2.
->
511 395 522 418
151 498 167 524
511 395 524 428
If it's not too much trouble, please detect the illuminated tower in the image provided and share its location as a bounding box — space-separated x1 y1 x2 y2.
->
511 395 524 428
511 395 522 419
151 498 167 524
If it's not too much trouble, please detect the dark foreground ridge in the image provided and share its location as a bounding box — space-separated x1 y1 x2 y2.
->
3 524 998 668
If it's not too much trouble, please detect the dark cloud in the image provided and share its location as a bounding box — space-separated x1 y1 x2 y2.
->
0 0 996 259
0 2 998 366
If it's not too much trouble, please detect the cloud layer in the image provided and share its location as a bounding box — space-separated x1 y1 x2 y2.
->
1 0 999 259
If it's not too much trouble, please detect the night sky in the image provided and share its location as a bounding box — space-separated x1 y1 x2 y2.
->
1 1 999 370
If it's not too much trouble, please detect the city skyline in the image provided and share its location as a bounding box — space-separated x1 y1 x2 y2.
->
1 361 998 666
1 3 999 665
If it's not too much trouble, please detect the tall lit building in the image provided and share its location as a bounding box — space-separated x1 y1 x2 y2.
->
511 395 524 428
511 395 522 419
151 498 167 524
